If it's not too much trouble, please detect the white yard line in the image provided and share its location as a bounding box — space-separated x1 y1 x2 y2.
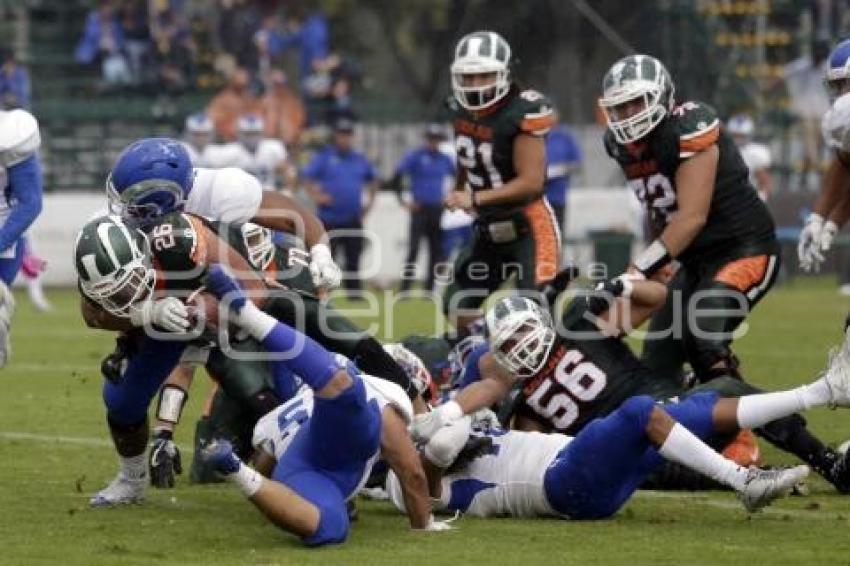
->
0 430 197 454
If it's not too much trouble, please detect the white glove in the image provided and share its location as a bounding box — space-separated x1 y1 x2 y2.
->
309 243 342 290
416 514 458 532
798 213 825 272
411 401 464 444
821 220 839 255
423 416 472 468
130 297 190 332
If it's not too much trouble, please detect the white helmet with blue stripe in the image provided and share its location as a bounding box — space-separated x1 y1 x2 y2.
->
826 39 850 100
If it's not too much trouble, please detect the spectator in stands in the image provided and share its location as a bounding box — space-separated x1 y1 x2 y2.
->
544 124 582 238
0 49 31 110
260 69 306 146
391 124 455 293
150 6 196 94
216 0 262 71
206 66 262 141
119 0 151 86
302 118 377 297
75 0 132 88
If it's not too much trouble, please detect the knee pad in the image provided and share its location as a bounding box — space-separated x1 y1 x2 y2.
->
618 395 656 428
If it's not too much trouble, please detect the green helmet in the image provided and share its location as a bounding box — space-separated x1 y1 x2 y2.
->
73 215 156 317
599 54 675 144
485 296 555 379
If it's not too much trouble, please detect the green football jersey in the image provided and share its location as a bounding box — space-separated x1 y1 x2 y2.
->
449 85 556 219
604 101 775 264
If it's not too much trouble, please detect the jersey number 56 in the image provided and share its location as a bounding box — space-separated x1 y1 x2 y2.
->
525 349 607 430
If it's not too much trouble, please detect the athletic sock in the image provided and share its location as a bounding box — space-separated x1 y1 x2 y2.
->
658 423 749 491
237 303 339 392
120 454 146 481
229 463 263 498
737 380 831 429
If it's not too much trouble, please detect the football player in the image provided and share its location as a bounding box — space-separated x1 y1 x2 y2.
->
598 54 779 385
0 108 43 365
77 212 422 501
218 114 289 192
181 112 220 168
200 265 451 545
388 342 850 518
414 283 850 492
798 39 850 274
442 31 560 334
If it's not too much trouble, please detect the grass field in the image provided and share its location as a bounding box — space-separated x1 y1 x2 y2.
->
4 280 850 565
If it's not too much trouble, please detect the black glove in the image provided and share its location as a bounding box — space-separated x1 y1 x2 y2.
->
149 428 183 488
100 334 133 384
585 277 627 316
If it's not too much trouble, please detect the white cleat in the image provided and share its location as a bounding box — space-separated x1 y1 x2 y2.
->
737 465 809 513
0 280 16 368
823 331 850 407
89 473 146 507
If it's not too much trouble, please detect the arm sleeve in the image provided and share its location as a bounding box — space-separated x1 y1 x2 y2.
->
0 155 43 253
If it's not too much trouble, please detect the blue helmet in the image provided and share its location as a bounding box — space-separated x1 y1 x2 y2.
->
107 137 195 224
826 39 850 99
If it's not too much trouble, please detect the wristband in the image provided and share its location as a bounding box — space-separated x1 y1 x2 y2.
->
156 385 188 425
632 240 671 277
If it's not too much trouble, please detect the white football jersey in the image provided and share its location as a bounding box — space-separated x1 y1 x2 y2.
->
822 92 850 152
389 428 570 518
216 139 287 190
738 141 771 199
185 167 264 224
252 373 413 500
0 109 40 245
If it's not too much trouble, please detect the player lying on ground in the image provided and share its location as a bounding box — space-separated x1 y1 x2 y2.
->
388 338 850 518
415 276 850 491
199 266 451 546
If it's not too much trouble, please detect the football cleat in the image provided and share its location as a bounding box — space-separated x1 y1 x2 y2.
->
822 331 850 407
736 465 810 513
822 443 850 493
89 473 146 507
201 439 241 475
0 280 15 368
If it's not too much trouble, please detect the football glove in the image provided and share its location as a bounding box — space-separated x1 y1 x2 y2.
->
585 274 636 316
129 297 190 333
309 244 342 291
798 213 825 272
149 428 183 489
411 400 464 444
418 514 458 532
821 219 839 256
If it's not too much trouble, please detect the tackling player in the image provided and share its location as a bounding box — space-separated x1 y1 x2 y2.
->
598 54 778 384
442 30 560 334
387 341 850 518
798 39 850 274
200 266 451 545
0 107 43 366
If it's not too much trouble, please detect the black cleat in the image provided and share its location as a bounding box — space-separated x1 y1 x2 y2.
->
825 447 850 494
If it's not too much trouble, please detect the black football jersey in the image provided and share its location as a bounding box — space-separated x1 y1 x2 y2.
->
449 85 556 219
604 101 775 265
513 298 682 435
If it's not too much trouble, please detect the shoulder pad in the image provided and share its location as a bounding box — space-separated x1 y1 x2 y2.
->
0 110 41 167
670 101 720 158
822 93 850 152
515 90 557 136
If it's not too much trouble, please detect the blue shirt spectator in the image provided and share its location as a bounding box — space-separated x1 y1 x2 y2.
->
0 51 31 110
268 11 331 83
302 121 377 227
75 2 126 65
544 126 582 208
393 144 455 206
